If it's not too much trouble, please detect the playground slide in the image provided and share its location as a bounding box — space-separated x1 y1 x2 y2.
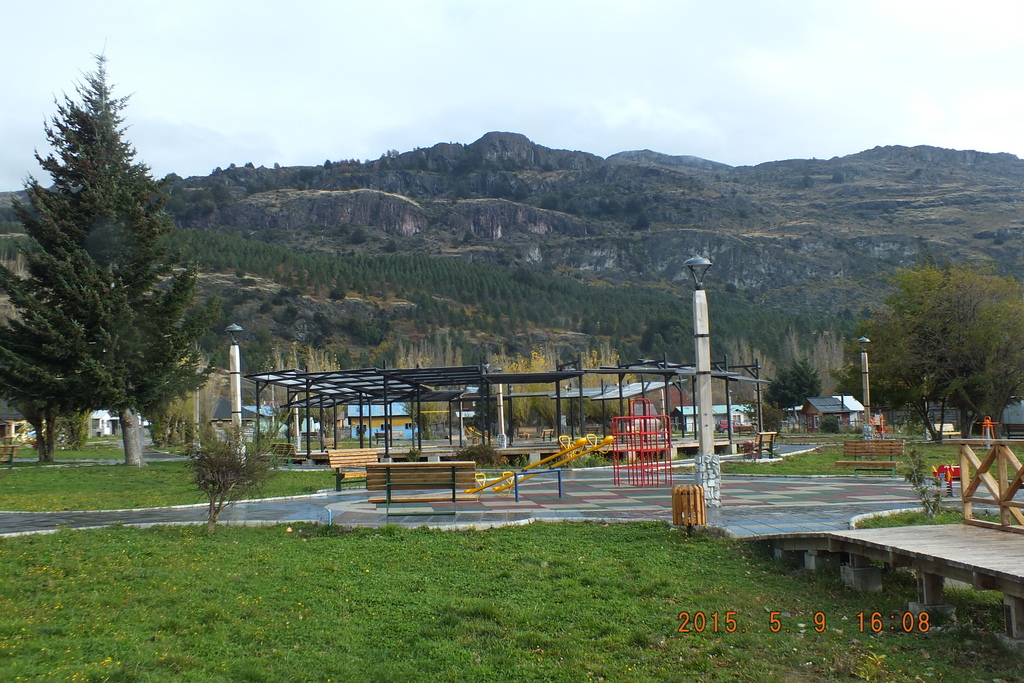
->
466 435 614 495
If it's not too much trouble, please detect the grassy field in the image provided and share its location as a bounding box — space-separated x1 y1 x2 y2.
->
0 522 1019 682
721 442 960 477
0 461 340 512
856 508 968 529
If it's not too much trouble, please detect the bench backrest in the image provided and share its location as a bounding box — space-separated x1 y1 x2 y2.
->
365 462 477 491
843 440 905 459
755 432 777 446
327 449 379 468
1003 423 1024 438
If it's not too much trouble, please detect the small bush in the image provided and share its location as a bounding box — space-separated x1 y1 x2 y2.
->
903 446 943 519
188 427 276 533
455 443 507 467
820 416 840 433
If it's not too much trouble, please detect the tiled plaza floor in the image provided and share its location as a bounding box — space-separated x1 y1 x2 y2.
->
323 470 923 536
0 469 925 538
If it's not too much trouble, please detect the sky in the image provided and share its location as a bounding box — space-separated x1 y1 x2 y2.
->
3 0 1023 191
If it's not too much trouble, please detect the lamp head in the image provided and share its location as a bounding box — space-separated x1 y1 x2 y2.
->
683 256 713 290
857 336 870 350
226 323 243 343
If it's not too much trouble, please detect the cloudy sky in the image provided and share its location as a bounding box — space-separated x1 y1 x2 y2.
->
3 0 1023 191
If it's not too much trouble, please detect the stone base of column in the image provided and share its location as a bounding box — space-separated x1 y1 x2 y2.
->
840 565 882 591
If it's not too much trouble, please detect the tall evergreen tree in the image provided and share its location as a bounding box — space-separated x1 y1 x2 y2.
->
765 358 822 409
0 56 217 464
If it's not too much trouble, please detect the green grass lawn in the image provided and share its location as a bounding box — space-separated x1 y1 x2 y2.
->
0 522 1019 682
856 508 968 528
9 443 128 461
722 442 961 477
0 461 339 512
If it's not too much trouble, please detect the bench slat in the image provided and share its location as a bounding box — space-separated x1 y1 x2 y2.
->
368 494 478 504
327 449 379 467
364 462 477 514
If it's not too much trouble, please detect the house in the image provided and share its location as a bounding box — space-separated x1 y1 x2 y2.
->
90 410 120 438
799 396 865 431
670 405 754 433
210 398 280 437
0 402 27 441
346 403 417 441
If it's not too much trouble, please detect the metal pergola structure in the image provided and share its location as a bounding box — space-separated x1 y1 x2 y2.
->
243 358 765 459
584 357 767 444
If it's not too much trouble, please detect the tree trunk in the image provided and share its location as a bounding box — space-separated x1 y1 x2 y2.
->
914 400 938 442
206 499 220 534
40 410 56 463
120 408 147 467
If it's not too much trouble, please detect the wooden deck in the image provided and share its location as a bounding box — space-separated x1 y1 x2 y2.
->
760 524 1024 638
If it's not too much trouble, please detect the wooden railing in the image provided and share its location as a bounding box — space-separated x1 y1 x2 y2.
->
953 439 1024 533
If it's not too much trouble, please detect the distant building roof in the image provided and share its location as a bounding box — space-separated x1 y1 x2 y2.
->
0 402 23 421
802 395 864 414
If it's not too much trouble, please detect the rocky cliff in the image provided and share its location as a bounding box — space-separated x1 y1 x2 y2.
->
162 133 1024 313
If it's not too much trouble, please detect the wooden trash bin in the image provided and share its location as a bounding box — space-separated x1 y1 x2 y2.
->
672 485 706 527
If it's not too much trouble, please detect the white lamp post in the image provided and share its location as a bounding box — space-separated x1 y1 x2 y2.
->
226 324 244 440
857 336 872 439
684 256 720 507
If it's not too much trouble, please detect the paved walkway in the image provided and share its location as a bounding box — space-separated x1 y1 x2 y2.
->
0 468 923 538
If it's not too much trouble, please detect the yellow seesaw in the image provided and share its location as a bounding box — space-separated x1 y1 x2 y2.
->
465 434 615 496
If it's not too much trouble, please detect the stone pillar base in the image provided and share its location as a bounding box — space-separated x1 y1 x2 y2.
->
1003 595 1024 639
804 550 841 571
773 548 801 565
840 565 882 591
907 602 956 623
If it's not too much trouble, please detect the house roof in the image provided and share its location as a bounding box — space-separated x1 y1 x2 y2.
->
802 396 864 414
210 398 276 422
0 402 24 421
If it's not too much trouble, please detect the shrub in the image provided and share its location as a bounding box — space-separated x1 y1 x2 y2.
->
903 446 943 519
820 416 840 433
188 427 276 533
455 443 507 467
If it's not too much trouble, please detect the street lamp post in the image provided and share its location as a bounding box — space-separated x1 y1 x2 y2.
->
684 256 720 508
226 324 244 442
857 337 872 439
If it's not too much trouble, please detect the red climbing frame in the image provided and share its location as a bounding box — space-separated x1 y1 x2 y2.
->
611 398 673 487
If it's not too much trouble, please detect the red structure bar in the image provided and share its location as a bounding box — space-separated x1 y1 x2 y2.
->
611 398 674 487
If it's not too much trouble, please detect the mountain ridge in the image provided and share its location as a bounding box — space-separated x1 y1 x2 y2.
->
146 132 1024 315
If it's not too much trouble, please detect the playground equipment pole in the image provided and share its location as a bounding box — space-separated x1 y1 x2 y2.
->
684 257 721 507
226 323 244 452
496 381 507 448
858 337 872 439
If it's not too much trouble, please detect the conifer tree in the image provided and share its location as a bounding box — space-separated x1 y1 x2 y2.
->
0 56 217 464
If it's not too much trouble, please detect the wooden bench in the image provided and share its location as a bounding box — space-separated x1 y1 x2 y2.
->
516 427 537 439
541 428 556 441
270 443 301 463
836 440 904 476
0 444 18 467
933 423 962 438
327 448 380 491
1003 424 1024 439
743 432 777 459
366 461 477 515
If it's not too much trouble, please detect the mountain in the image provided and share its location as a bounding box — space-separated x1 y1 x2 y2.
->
159 132 1024 317
5 133 1023 373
